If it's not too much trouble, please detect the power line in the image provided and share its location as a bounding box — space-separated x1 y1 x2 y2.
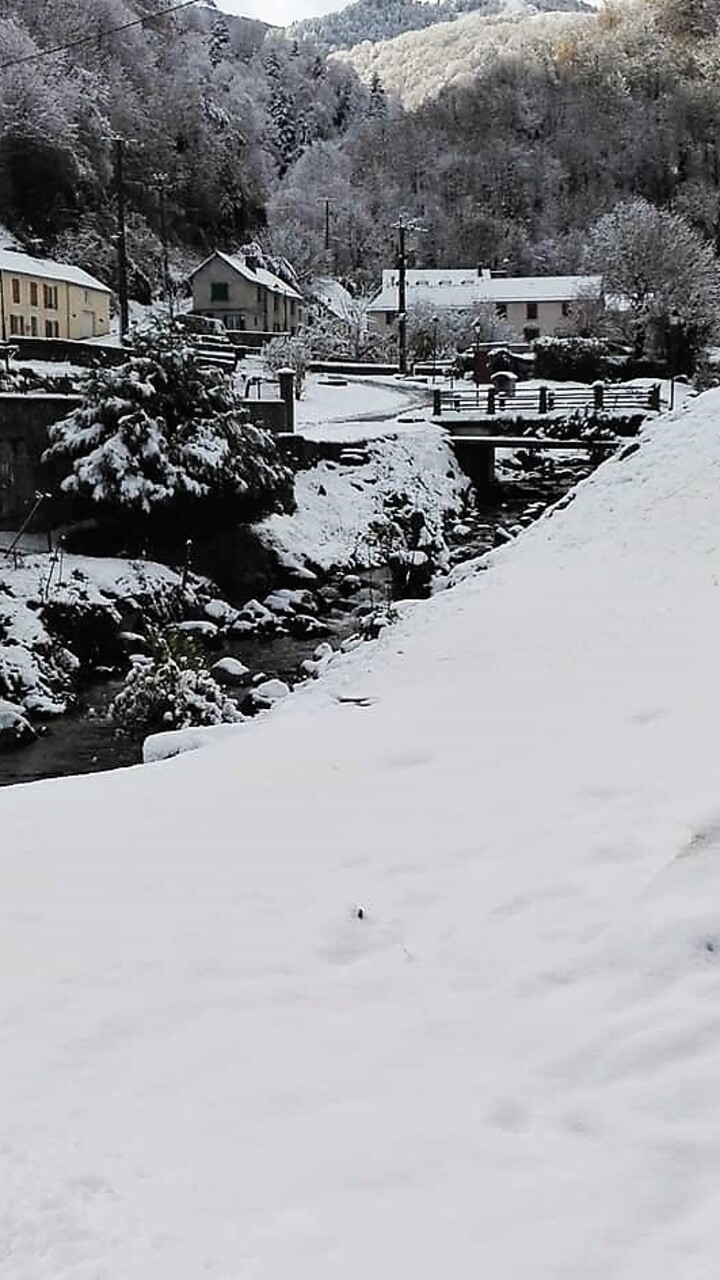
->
0 0 199 71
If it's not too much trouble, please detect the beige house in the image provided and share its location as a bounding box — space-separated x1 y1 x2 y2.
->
0 250 111 342
367 268 603 341
189 250 303 335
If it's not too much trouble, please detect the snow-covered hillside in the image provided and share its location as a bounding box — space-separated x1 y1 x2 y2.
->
334 5 594 106
5 388 720 1275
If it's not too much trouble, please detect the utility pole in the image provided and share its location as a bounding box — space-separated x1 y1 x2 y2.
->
396 218 408 375
114 136 130 342
392 213 425 376
157 175 174 321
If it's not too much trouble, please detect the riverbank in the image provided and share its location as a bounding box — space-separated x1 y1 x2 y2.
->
0 444 596 785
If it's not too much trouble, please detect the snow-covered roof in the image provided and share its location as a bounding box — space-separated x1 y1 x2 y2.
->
0 249 111 293
310 276 356 320
367 270 602 311
191 250 303 301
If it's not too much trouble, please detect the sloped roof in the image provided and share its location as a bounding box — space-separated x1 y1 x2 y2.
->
0 249 111 293
311 276 356 320
191 250 303 301
368 271 602 311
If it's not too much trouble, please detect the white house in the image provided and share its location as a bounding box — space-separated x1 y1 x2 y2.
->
366 268 603 341
189 250 303 335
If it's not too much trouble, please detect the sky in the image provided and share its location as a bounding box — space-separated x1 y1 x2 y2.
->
215 0 347 27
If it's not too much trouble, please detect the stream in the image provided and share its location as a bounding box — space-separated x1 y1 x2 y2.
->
0 454 595 788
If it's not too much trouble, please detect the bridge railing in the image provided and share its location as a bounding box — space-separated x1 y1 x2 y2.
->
432 383 661 417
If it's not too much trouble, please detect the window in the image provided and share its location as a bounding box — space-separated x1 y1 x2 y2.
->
523 325 539 342
11 278 20 304
45 319 59 338
495 303 507 318
44 284 58 310
30 281 38 307
210 281 229 302
30 315 38 336
9 314 24 335
526 301 538 320
561 301 571 317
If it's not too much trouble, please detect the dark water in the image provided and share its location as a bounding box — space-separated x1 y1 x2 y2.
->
0 575 392 787
0 456 593 787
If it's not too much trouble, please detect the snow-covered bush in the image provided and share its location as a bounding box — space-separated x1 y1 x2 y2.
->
534 336 611 382
110 628 243 737
44 324 294 536
263 333 312 396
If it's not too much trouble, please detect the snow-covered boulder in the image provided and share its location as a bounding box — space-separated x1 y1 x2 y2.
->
250 678 291 709
300 642 336 679
143 721 246 764
173 620 219 642
0 699 36 751
211 657 251 687
237 599 276 629
263 588 317 616
287 613 330 638
203 598 240 627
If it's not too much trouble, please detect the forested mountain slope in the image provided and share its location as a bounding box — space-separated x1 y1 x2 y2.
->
0 0 367 290
268 0 720 291
332 6 593 106
290 0 590 56
3 0 720 317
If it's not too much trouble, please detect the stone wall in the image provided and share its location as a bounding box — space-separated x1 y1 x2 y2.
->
0 395 81 529
0 393 293 531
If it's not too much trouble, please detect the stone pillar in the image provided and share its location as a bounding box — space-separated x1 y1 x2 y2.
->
277 367 295 433
593 381 604 413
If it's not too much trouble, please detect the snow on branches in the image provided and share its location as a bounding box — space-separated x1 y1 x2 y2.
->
44 325 294 535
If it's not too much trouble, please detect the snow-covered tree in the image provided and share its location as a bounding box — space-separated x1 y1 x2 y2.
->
585 198 720 365
44 325 294 535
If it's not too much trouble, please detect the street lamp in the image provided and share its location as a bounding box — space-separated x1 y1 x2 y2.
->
431 314 439 381
471 316 485 386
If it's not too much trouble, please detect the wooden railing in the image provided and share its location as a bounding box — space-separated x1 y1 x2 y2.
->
433 383 661 417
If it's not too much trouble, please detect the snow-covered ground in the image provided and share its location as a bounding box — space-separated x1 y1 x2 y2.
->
259 422 468 570
3 389 720 1275
0 555 214 714
293 372 429 440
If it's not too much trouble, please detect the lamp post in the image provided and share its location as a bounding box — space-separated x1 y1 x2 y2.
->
471 316 485 387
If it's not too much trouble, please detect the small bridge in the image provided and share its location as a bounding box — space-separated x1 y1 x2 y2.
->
446 432 621 494
432 382 661 418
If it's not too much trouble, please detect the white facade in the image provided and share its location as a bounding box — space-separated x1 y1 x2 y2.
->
367 269 603 340
190 251 303 334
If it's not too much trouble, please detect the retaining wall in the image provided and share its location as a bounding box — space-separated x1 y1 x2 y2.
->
0 395 81 528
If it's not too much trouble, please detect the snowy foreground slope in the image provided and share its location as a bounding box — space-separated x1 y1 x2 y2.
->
5 395 720 1277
